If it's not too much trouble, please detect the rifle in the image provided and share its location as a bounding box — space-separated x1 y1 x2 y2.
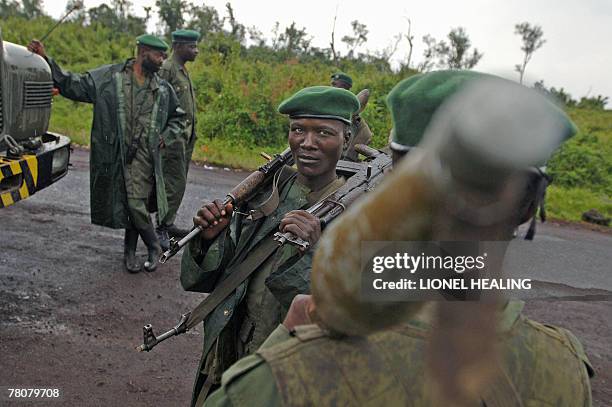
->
137 145 392 352
159 147 294 264
275 144 391 250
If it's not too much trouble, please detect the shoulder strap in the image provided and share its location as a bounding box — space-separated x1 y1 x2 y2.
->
248 165 297 221
184 237 281 330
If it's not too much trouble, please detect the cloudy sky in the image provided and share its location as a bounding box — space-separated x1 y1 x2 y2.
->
42 0 611 102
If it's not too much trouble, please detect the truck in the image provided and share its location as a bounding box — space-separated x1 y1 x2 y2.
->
0 28 70 209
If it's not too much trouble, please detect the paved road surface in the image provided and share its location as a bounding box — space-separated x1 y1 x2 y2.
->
1 148 609 405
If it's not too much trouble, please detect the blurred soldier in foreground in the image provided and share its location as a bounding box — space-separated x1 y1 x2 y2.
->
181 86 358 405
203 72 593 406
330 72 373 161
157 29 201 249
28 36 185 273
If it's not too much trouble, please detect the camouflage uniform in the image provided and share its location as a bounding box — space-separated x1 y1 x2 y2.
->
158 54 197 227
181 169 344 406
122 62 162 229
204 302 593 407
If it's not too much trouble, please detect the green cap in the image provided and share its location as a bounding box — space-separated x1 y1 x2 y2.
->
172 29 201 43
136 34 169 51
331 72 353 88
278 86 360 125
387 70 576 152
387 71 491 151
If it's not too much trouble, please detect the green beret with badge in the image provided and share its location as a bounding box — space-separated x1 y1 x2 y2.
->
136 34 169 51
386 70 577 152
171 29 201 44
278 86 360 125
331 72 353 88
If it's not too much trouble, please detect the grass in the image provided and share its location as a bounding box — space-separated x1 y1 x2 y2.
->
191 137 286 170
547 186 611 222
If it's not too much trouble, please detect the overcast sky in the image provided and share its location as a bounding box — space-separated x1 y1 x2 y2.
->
42 0 611 102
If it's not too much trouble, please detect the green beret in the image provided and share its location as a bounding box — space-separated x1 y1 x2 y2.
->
278 86 359 125
172 29 201 43
331 72 353 88
387 70 577 153
136 34 168 51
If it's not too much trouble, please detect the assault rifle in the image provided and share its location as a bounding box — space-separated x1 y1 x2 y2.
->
137 145 392 352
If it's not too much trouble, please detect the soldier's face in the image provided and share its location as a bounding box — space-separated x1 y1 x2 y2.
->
288 118 346 181
331 79 351 90
177 43 199 62
142 48 165 73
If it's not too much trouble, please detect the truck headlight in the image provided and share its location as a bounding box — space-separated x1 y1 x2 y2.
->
52 146 69 177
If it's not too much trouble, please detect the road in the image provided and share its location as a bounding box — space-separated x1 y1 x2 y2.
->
1 148 610 405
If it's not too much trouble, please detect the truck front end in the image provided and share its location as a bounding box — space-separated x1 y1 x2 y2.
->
0 28 71 208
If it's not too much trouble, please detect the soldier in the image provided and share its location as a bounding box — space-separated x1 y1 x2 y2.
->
27 36 185 273
157 29 201 249
330 72 373 161
180 86 359 405
203 73 593 406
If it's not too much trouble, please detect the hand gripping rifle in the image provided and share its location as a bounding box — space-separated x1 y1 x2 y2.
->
137 145 392 352
158 147 295 264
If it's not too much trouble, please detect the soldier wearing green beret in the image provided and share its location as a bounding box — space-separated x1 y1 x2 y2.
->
180 86 359 406
330 72 373 162
157 29 201 248
28 36 185 273
202 73 592 407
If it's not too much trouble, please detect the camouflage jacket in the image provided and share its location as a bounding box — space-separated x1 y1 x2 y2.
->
204 301 593 407
180 167 344 405
159 55 196 143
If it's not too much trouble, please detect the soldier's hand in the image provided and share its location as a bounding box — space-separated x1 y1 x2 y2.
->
279 210 321 252
158 137 165 149
283 294 316 331
27 40 47 59
194 200 233 241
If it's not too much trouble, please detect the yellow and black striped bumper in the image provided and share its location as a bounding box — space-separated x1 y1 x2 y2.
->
0 155 38 208
0 133 70 208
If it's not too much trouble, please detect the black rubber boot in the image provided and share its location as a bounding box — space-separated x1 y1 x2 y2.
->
139 224 161 272
124 228 141 273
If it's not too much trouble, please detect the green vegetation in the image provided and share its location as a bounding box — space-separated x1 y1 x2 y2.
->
2 14 609 224
546 109 612 222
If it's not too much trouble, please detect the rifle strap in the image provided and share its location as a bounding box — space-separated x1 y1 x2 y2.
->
185 237 281 330
247 166 295 221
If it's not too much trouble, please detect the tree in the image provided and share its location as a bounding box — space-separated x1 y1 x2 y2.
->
373 33 402 66
278 22 311 55
436 27 483 69
577 95 608 110
0 0 46 18
514 22 545 84
187 2 222 39
224 2 245 43
65 0 86 25
418 34 438 72
87 0 144 37
418 27 482 70
341 20 368 58
403 17 415 70
329 6 339 64
156 0 187 36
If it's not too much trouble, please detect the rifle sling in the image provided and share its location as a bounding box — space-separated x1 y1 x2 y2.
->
185 237 281 330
